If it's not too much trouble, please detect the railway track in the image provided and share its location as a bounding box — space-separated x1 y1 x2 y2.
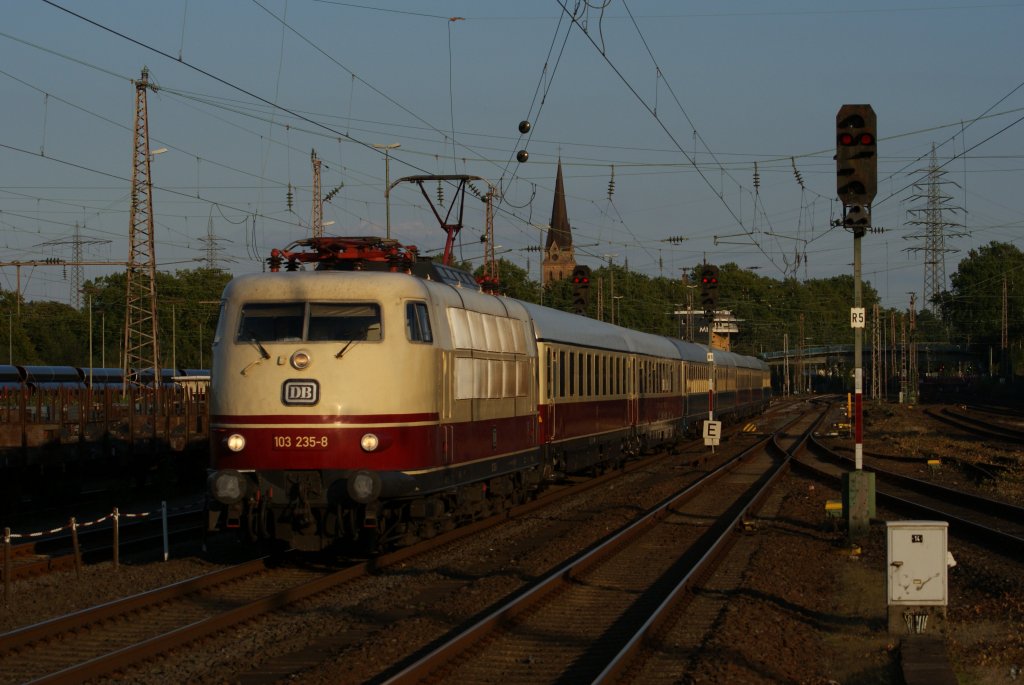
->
0 432 727 684
924 405 1024 443
379 404 827 684
0 402 818 684
799 434 1024 557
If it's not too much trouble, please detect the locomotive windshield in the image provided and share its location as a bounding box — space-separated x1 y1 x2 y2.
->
237 302 382 342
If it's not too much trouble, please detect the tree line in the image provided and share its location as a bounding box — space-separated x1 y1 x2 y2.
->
1 241 1019 371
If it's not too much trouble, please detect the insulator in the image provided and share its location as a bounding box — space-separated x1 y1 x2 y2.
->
607 165 615 199
286 183 294 212
791 157 805 189
436 180 444 206
468 181 481 198
753 162 760 192
325 184 343 203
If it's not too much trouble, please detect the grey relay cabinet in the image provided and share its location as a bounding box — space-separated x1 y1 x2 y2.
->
886 520 949 634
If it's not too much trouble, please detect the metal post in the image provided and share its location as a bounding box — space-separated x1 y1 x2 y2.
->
854 233 863 470
373 143 400 239
3 527 10 606
70 517 81 578
708 311 715 453
112 507 120 570
162 500 169 562
845 219 874 542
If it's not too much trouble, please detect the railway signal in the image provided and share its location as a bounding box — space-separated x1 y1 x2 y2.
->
836 104 877 237
571 265 591 315
699 265 719 314
837 104 878 541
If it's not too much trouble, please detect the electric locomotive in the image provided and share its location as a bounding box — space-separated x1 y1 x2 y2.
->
205 236 770 550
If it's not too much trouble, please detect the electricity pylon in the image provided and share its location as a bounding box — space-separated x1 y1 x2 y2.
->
123 66 161 390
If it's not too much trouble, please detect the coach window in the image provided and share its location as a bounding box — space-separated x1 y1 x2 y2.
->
405 302 433 343
577 352 584 397
602 356 608 396
559 350 567 398
568 351 575 397
546 349 554 401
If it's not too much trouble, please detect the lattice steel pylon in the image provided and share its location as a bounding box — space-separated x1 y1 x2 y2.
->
311 149 323 239
903 144 966 312
123 66 161 388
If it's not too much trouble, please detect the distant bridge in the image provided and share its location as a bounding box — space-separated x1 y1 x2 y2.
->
759 342 987 394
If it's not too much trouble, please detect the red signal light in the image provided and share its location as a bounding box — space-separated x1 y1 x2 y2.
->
838 132 855 146
858 132 874 145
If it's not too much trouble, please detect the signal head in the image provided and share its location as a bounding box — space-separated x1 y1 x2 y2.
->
836 104 877 207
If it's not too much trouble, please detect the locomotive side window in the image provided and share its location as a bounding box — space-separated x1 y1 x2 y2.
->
308 303 382 341
213 300 226 345
405 302 433 343
238 303 304 342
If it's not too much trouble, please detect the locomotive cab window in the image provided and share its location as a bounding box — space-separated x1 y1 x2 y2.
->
405 302 433 343
308 303 381 342
237 302 381 343
237 303 304 342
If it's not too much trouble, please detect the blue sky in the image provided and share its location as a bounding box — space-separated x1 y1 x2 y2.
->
1 0 1022 311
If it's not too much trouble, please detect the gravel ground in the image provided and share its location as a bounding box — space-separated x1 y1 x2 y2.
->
2 400 1022 684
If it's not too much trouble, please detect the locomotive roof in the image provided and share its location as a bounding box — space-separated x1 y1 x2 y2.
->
223 269 434 299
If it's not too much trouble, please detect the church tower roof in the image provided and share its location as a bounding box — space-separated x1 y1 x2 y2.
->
546 158 572 250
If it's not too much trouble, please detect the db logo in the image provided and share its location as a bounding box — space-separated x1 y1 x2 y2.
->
282 379 319 406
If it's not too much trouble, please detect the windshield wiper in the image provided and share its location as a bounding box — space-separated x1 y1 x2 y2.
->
335 338 358 359
245 331 270 359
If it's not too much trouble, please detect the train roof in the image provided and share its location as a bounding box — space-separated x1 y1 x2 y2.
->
519 301 679 358
20 365 85 388
0 364 20 389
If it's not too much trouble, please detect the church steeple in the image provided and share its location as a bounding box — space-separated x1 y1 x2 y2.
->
542 158 576 285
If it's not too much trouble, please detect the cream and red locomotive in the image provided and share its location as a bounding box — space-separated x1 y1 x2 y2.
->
206 237 770 550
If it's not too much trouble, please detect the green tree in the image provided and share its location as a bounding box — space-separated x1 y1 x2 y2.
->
937 241 1024 347
0 290 38 364
20 300 86 365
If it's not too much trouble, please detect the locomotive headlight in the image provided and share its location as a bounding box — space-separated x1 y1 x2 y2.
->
225 433 246 452
290 350 312 370
360 433 380 452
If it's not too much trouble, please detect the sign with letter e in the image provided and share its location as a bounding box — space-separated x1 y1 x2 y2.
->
703 420 722 446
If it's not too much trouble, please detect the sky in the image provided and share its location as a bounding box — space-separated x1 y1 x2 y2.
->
1 0 1022 314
